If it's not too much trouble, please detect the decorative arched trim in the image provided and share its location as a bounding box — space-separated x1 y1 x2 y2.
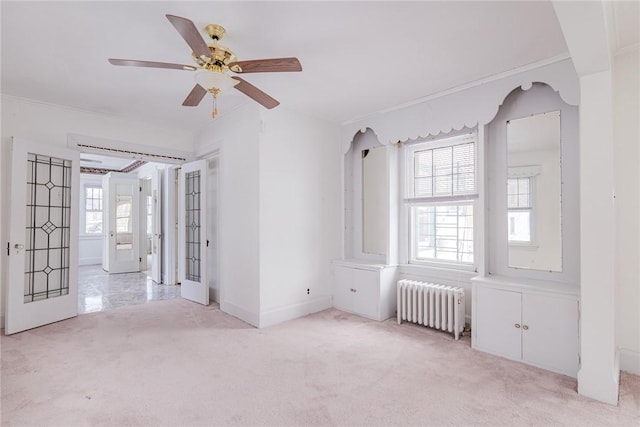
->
342 127 384 155
341 59 579 146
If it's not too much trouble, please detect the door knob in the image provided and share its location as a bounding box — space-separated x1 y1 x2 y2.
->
514 323 521 329
522 325 529 330
14 243 24 250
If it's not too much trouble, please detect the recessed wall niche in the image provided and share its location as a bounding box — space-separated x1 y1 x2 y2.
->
344 129 394 263
487 83 579 283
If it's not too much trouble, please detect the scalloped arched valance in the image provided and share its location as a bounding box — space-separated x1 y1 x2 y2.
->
341 59 579 154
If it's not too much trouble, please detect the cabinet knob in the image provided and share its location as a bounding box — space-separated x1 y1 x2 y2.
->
514 323 521 329
522 325 529 331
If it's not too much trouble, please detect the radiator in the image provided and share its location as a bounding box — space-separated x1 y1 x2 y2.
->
396 280 465 340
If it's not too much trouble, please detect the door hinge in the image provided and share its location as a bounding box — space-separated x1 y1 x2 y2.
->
139 257 142 263
139 186 142 192
7 242 9 256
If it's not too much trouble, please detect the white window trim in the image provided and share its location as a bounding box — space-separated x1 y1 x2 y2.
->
401 130 479 271
507 171 538 246
82 183 103 236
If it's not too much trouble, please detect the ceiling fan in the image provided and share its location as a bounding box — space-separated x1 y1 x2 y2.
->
109 14 302 118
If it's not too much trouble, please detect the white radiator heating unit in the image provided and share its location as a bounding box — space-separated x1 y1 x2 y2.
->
397 280 465 340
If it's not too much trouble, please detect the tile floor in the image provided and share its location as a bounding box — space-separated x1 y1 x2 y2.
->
78 265 180 314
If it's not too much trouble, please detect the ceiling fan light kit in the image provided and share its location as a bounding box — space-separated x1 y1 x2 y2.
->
108 14 302 120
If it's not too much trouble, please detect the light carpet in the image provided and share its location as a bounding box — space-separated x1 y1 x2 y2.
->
1 299 639 426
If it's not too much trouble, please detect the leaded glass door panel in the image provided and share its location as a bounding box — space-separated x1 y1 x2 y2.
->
151 169 163 284
6 139 79 334
102 173 140 274
179 160 208 305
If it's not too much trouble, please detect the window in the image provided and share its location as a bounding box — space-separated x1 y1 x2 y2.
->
507 176 533 243
147 194 153 235
405 133 477 266
85 186 103 234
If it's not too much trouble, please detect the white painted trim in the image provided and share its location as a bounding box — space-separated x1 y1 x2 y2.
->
342 54 572 125
619 349 640 375
259 296 332 329
68 133 194 165
220 300 260 328
614 43 640 57
399 264 477 285
341 59 579 151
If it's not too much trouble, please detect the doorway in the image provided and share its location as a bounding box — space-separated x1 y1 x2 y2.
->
77 151 221 311
78 153 178 314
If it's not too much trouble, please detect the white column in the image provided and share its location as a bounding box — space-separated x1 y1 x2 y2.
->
577 70 619 404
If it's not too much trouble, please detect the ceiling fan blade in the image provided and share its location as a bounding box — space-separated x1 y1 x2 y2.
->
182 84 207 107
108 59 197 71
232 77 280 109
228 57 302 73
165 14 211 59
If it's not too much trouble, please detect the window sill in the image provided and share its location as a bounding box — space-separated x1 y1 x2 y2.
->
400 263 478 284
80 234 103 240
508 241 539 249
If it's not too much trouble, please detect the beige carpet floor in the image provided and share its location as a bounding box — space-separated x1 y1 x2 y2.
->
1 299 639 426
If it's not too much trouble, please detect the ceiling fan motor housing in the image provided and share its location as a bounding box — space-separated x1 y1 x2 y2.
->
192 43 236 72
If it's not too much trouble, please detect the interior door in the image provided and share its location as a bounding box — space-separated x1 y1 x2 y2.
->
104 173 140 274
151 169 163 283
179 160 208 305
206 158 218 302
6 139 79 334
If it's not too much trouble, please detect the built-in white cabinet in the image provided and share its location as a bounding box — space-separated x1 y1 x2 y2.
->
472 276 579 377
332 260 398 321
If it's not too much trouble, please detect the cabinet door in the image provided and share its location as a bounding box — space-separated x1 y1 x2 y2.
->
475 286 522 360
333 265 354 312
522 293 579 376
352 268 379 320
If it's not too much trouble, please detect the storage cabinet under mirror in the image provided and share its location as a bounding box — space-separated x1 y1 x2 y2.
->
335 129 398 322
473 83 580 377
472 276 579 377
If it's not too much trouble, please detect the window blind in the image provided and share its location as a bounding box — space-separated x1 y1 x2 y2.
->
408 134 477 201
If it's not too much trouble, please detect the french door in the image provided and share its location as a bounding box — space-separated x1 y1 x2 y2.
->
178 160 209 305
150 169 163 283
102 173 140 274
6 139 79 334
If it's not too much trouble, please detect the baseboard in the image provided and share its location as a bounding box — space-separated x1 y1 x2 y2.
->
220 300 259 328
78 257 101 266
258 296 332 329
619 348 640 375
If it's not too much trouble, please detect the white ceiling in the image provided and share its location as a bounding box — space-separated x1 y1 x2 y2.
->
80 153 137 170
2 1 571 132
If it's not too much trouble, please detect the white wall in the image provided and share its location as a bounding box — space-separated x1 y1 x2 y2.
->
258 107 342 327
613 48 640 375
194 104 342 328
0 95 196 327
194 103 262 326
1 95 196 149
